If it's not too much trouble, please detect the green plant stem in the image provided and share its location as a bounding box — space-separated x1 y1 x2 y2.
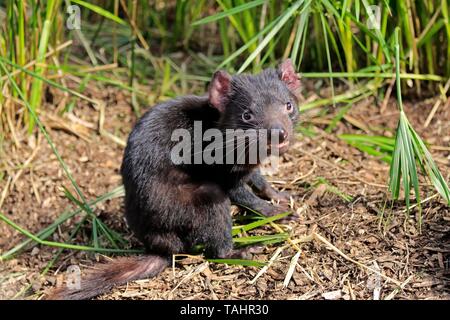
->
0 212 142 255
0 186 124 261
28 0 56 132
301 72 444 81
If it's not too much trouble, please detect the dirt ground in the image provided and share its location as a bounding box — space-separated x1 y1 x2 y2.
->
0 83 449 300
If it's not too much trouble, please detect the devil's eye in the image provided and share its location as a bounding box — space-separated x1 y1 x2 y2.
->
242 111 253 121
286 102 293 111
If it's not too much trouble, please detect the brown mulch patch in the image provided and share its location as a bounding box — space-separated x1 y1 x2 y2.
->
0 85 449 300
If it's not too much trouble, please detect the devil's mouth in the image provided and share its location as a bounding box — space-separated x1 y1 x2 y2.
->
267 140 290 154
277 140 289 149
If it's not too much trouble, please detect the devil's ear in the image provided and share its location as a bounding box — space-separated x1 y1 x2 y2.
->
278 59 301 97
209 70 231 112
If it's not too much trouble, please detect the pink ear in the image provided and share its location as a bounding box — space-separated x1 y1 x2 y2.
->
279 59 301 96
209 70 231 112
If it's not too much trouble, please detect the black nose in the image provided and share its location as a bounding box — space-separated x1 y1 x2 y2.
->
269 126 288 143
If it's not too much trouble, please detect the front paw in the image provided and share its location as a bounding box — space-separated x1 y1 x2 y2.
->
220 247 260 260
263 187 291 203
256 202 297 221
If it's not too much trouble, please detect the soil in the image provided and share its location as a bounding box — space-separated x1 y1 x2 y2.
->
0 83 449 300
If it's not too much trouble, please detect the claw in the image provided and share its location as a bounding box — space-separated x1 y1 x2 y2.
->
257 203 298 222
273 190 291 202
262 187 291 203
223 247 253 260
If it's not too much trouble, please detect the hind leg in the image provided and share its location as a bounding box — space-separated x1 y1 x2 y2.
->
183 183 244 259
201 201 234 258
205 210 262 259
203 222 254 260
194 200 258 260
142 231 185 257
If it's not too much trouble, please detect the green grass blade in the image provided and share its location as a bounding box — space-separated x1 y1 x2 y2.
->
0 212 142 255
290 3 311 66
191 0 266 26
0 58 99 104
217 13 283 69
28 0 56 132
237 0 304 73
207 258 266 267
0 186 124 261
70 0 127 25
232 212 291 236
0 60 103 246
233 233 289 245
320 11 335 108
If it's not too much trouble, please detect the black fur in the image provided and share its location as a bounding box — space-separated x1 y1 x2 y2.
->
121 66 300 259
47 62 300 300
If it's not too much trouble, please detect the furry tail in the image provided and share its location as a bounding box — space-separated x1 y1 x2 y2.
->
46 255 169 300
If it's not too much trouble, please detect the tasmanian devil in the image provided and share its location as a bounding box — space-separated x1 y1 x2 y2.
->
47 59 301 300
